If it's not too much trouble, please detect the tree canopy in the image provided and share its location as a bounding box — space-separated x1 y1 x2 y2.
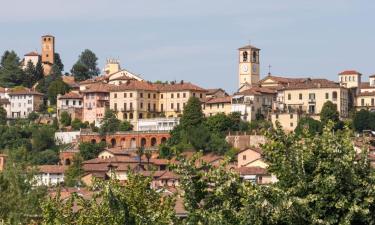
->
71 49 99 81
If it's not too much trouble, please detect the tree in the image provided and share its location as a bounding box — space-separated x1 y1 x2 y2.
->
71 118 85 130
31 126 56 152
47 78 70 105
294 116 322 135
352 109 375 132
27 111 39 122
60 111 71 127
30 149 59 165
320 101 340 125
70 62 89 81
0 50 24 87
34 60 44 84
119 120 133 131
79 142 105 160
180 96 204 129
261 122 375 224
99 109 121 135
42 173 176 224
54 53 64 72
64 155 84 187
205 113 232 134
0 107 7 125
23 60 36 88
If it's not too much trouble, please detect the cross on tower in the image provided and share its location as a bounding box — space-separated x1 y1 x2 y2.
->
268 65 272 76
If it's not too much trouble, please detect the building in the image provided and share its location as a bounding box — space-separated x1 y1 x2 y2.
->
0 98 11 118
41 35 55 75
81 83 113 125
203 96 232 116
57 92 83 121
238 45 260 89
206 88 229 99
0 154 7 171
232 87 275 121
237 148 267 168
8 88 43 118
23 51 40 69
338 70 361 89
135 117 180 131
235 166 274 184
35 165 67 186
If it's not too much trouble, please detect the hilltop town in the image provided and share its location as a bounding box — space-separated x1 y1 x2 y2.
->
0 35 375 224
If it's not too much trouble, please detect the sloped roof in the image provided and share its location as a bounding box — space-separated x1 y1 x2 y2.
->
110 80 158 92
156 82 207 92
236 166 268 175
24 51 39 56
238 45 260 50
205 96 232 104
236 86 276 95
282 79 341 90
8 88 43 96
81 83 115 93
338 70 362 75
38 165 68 174
58 92 83 99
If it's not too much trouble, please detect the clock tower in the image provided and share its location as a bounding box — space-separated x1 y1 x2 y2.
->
238 45 260 88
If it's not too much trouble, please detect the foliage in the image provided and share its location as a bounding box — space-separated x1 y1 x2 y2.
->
79 142 106 160
60 111 71 127
23 60 36 88
64 155 84 187
119 120 133 131
47 78 70 105
71 49 99 81
42 173 176 224
71 118 87 130
180 97 204 129
352 109 375 132
54 53 64 72
31 125 56 152
0 50 25 87
248 119 272 134
0 107 7 125
294 116 322 135
99 109 121 135
320 101 342 129
30 149 60 165
0 156 47 224
27 111 39 121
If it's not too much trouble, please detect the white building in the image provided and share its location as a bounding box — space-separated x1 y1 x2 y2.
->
134 117 180 131
57 92 83 121
35 165 67 186
55 131 81 144
8 89 43 118
23 51 40 69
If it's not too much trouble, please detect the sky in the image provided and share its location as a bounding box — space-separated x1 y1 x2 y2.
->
0 0 374 93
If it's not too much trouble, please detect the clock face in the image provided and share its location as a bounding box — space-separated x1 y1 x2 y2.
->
241 64 248 73
252 64 257 73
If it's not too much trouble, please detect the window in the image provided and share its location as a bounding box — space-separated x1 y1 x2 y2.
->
124 103 127 110
73 100 76 105
243 51 248 62
171 93 174 98
200 93 203 98
183 93 186 98
66 100 69 105
140 93 143 98
140 103 143 109
242 155 246 160
217 103 219 109
148 93 151 98
130 102 133 109
372 98 374 106
288 93 291 100
252 51 257 63
171 103 174 109
148 103 151 111
79 101 82 105
361 99 365 106
309 93 315 100
353 76 356 81
153 103 156 111
153 94 156 99
161 94 163 99
276 114 279 119
139 113 143 119
290 122 293 127
299 93 302 100
290 114 293 119
325 93 329 99
161 104 164 112
332 91 337 101
177 103 180 111
114 93 117 98
177 93 180 98
193 93 196 97
114 103 117 111
124 93 127 98
130 93 133 98
349 76 351 81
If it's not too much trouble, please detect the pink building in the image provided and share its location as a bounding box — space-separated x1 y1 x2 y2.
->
81 83 113 125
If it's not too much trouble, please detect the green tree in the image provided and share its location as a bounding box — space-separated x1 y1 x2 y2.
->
99 109 121 135
71 118 84 130
0 107 7 125
47 78 70 105
78 49 99 77
320 101 340 125
71 62 89 81
23 60 36 88
60 111 71 127
0 50 24 87
32 126 56 152
180 96 204 129
34 59 44 84
54 53 64 72
30 149 59 165
294 116 322 135
205 113 232 134
42 173 176 224
64 155 84 187
352 109 375 132
79 142 106 160
119 120 133 131
27 111 39 122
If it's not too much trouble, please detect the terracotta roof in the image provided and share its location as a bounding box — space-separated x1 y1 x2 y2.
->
282 79 341 90
156 82 207 92
357 91 375 97
205 96 232 104
81 83 114 93
109 75 136 81
238 45 260 50
102 147 131 156
38 165 68 174
260 75 307 85
206 88 227 95
110 80 158 92
338 70 362 75
8 88 43 96
157 171 179 180
24 51 39 56
237 86 276 95
370 74 375 78
79 76 107 85
58 92 83 99
237 147 263 155
236 166 268 175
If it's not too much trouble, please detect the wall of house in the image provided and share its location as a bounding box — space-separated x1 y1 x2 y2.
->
203 102 231 116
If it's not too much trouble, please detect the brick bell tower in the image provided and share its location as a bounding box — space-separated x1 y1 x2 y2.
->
41 35 55 75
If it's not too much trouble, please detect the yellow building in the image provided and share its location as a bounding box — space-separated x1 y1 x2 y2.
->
203 96 232 116
238 45 260 89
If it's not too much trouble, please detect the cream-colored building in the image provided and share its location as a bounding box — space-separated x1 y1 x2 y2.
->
203 96 232 117
356 92 375 111
338 70 361 89
238 45 260 89
8 88 44 118
232 87 275 121
23 51 40 69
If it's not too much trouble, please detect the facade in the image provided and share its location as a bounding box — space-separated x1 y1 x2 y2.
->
35 165 67 186
8 89 43 118
23 51 40 69
232 87 275 121
135 117 180 131
57 92 83 121
203 96 232 116
338 70 361 89
41 35 55 75
206 88 228 99
81 83 112 125
238 45 260 88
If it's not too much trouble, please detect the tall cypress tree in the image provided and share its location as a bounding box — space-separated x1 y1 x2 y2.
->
23 60 36 88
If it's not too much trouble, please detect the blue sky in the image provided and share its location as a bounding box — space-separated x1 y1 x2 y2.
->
0 0 374 93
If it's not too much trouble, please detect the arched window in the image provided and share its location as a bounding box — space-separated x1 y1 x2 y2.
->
130 138 136 148
91 139 97 144
151 137 157 147
65 159 71 165
111 138 116 147
139 113 143 119
120 138 126 148
252 51 257 63
123 113 128 120
129 113 133 119
141 138 147 147
161 137 167 144
332 91 337 101
242 51 248 62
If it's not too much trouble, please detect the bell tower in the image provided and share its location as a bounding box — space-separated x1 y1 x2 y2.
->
41 35 55 75
238 45 260 88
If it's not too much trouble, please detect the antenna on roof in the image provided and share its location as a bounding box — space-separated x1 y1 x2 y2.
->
268 65 272 76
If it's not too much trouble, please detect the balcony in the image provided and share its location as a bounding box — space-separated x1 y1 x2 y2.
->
308 98 316 104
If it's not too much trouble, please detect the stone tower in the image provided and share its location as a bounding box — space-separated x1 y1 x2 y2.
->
238 45 260 88
41 35 55 75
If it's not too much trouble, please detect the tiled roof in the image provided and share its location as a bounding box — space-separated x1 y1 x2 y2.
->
206 88 227 95
238 45 260 50
205 96 232 104
157 171 179 180
370 74 375 78
110 80 158 92
338 70 362 75
260 75 307 85
282 79 341 90
357 91 375 97
237 147 263 155
38 165 68 174
24 51 39 56
236 166 268 175
8 88 43 96
237 86 276 95
81 83 114 93
58 92 83 99
156 82 207 92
